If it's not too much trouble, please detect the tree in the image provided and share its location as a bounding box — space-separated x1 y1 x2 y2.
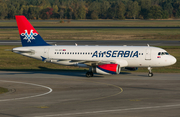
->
162 2 173 17
139 0 151 19
7 4 16 19
117 2 125 19
59 9 64 19
107 2 118 19
127 1 140 19
0 1 8 19
148 5 163 19
39 7 53 19
67 7 73 19
162 10 169 19
78 5 86 19
53 5 58 13
88 1 100 19
172 1 180 18
140 0 151 10
91 10 98 19
71 1 79 19
26 5 40 19
0 0 180 20
100 1 110 19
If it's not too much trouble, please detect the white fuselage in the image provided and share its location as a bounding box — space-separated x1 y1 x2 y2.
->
13 45 177 68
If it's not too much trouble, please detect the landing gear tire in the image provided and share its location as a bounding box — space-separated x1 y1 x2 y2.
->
147 67 153 77
86 72 93 77
148 72 153 77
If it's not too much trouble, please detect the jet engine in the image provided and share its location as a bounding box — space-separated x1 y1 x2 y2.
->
92 64 120 75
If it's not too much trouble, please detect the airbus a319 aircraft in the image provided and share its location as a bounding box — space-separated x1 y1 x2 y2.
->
13 15 177 77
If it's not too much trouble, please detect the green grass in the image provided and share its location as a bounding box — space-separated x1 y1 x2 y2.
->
1 20 180 27
0 46 179 73
0 87 8 94
1 29 180 41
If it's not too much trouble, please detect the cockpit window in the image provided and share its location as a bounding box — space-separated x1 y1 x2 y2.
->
165 52 169 55
162 52 165 55
158 52 169 55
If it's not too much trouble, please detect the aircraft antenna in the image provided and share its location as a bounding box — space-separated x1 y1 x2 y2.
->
147 44 150 47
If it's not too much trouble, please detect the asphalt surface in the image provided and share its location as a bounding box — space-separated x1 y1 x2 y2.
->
1 40 180 46
0 71 180 117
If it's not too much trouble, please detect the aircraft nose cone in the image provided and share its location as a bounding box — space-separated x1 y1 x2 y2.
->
171 56 177 65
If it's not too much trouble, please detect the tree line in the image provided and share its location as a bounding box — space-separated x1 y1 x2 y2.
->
1 0 180 20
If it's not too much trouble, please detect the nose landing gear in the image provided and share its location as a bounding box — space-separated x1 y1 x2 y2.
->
148 67 153 77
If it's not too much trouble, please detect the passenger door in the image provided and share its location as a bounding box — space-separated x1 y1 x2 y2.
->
145 49 151 60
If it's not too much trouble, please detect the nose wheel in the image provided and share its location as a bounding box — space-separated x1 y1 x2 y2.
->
148 67 153 77
86 71 93 77
148 72 153 77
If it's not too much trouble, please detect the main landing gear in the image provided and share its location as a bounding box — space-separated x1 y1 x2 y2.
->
86 71 93 77
148 67 153 77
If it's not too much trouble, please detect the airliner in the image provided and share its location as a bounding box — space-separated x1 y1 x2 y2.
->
12 15 177 77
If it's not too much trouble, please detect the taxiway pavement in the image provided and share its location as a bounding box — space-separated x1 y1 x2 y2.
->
0 71 180 117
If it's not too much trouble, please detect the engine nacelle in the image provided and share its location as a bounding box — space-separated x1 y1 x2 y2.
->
122 67 138 71
92 64 120 75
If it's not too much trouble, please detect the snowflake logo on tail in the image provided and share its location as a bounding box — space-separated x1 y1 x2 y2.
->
21 30 38 42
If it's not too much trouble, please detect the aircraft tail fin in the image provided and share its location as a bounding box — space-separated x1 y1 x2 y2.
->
15 15 49 46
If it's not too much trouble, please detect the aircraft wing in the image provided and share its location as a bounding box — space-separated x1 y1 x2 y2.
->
49 58 127 67
71 59 116 66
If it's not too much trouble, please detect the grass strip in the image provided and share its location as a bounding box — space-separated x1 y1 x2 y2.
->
1 20 180 27
0 87 8 94
1 29 180 41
